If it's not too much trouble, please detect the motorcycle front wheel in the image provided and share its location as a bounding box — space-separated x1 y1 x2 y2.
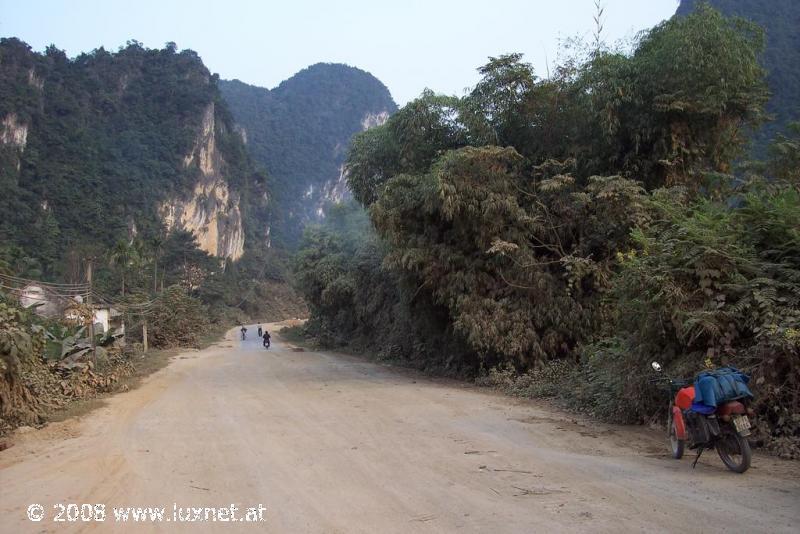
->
668 410 684 459
716 429 751 473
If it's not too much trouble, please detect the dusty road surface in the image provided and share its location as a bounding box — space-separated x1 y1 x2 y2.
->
2 323 799 533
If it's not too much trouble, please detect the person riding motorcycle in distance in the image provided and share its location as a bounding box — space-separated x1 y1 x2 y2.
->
240 325 247 340
263 329 271 348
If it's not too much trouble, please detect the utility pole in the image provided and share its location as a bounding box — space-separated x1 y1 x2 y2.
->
87 260 97 367
142 318 148 353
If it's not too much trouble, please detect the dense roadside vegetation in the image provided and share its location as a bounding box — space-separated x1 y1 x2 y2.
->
292 5 800 457
1 292 130 435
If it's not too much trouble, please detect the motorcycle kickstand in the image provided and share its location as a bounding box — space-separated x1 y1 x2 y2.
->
691 448 704 469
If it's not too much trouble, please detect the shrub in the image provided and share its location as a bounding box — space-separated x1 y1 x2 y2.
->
147 286 210 349
477 360 575 399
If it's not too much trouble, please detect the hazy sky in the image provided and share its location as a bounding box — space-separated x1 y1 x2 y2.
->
0 0 680 105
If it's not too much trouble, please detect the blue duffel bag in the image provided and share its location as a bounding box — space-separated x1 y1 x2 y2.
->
693 366 753 408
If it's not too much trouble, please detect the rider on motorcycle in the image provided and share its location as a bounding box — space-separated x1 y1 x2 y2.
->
263 330 271 348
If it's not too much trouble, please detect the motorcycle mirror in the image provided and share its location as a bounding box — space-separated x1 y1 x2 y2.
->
651 362 662 372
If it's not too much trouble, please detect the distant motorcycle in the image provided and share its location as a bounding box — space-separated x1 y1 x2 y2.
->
651 362 754 473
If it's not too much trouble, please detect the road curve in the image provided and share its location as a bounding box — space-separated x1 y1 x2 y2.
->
1 323 798 533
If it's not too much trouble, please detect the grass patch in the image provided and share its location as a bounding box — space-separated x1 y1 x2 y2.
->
46 398 108 423
118 348 181 391
198 324 229 349
278 324 310 345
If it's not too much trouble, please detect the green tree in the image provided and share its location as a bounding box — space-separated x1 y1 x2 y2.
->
579 3 768 186
108 239 139 296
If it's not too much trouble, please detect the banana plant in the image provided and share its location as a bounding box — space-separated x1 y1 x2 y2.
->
44 323 126 359
44 324 86 361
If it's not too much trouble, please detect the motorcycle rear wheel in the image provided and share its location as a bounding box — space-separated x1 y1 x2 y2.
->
716 430 751 473
668 411 685 459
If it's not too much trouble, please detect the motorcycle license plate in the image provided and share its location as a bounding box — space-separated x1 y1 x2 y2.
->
733 415 751 435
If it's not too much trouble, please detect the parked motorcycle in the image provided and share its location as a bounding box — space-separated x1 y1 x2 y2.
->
651 362 754 473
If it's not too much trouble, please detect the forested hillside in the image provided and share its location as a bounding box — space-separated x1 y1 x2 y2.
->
293 5 800 457
220 65 397 247
0 38 301 326
677 0 800 153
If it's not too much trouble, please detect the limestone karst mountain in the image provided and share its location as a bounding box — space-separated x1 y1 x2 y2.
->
220 64 397 247
0 38 268 275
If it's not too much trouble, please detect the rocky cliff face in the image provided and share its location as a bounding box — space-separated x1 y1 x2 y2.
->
1 113 28 149
1 113 29 171
160 103 245 260
360 111 390 131
318 110 390 212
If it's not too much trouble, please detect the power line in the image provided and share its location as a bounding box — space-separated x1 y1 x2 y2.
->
85 290 160 318
0 272 89 289
1 271 171 319
0 273 156 314
0 284 90 298
0 282 90 300
90 291 158 308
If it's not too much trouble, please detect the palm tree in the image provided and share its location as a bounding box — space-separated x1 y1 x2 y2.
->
108 239 139 296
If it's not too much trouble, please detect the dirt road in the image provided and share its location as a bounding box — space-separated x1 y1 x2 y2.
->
1 323 799 533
